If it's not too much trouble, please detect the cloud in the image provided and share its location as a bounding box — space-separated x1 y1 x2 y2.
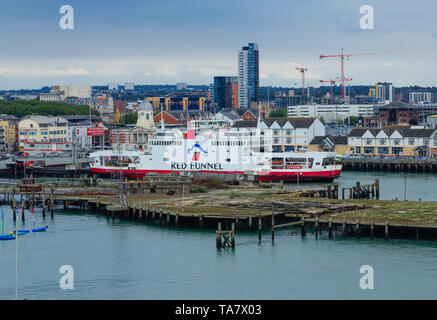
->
0 68 11 75
42 68 91 76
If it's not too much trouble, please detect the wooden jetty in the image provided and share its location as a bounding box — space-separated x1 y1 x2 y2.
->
1 178 437 244
341 179 380 199
342 158 437 172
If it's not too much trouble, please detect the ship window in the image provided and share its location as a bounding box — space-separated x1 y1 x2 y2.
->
322 157 336 166
272 157 284 169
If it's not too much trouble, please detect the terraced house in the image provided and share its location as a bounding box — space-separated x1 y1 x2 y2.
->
347 126 437 157
233 117 325 152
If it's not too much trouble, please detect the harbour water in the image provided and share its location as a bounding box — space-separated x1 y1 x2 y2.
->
0 171 436 300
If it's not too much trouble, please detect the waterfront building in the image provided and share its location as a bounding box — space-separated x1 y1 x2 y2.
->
308 135 348 155
233 117 325 152
0 127 3 151
18 116 70 153
0 114 19 153
238 43 259 108
347 126 437 157
213 76 238 111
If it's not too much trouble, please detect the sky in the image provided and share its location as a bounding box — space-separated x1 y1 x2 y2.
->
0 0 436 89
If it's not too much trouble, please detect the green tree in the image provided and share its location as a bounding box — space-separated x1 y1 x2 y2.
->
0 99 100 117
121 112 138 124
269 109 287 118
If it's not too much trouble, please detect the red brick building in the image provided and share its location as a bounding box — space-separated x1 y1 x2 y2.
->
378 101 437 125
114 100 127 114
153 110 212 125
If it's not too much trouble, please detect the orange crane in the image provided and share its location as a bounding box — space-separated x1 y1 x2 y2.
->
319 79 336 104
296 67 308 96
320 47 412 99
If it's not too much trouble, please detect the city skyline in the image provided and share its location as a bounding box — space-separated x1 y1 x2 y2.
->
1 0 437 89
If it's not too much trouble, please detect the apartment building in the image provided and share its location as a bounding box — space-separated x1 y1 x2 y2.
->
238 43 259 108
233 117 325 152
18 116 70 151
347 126 437 157
287 104 376 122
0 114 19 152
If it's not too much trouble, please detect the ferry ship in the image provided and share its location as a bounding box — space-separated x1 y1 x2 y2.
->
89 121 342 182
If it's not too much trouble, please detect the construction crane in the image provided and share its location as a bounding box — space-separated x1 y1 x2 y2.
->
319 79 336 104
320 47 412 99
295 67 308 97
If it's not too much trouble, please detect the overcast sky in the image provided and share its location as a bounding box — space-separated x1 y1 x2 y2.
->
0 0 435 89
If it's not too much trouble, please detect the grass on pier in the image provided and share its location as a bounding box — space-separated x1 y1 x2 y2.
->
126 188 437 226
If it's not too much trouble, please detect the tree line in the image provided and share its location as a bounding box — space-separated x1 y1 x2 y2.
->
0 99 100 118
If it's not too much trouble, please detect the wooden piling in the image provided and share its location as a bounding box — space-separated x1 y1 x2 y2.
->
175 213 179 227
328 218 333 238
258 211 262 243
12 198 16 221
216 222 221 248
231 222 235 248
50 188 54 218
356 219 360 239
385 220 390 241
301 216 306 237
271 212 275 243
199 213 203 229
370 222 374 240
315 216 319 238
342 221 346 238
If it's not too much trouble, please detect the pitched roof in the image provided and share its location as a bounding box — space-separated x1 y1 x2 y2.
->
401 128 435 137
379 100 411 109
348 127 436 138
310 135 348 145
262 117 316 128
232 120 258 128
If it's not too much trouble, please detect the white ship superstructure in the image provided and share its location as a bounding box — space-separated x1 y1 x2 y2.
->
89 120 342 182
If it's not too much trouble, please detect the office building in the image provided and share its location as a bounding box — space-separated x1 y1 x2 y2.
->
213 76 238 111
376 82 393 103
409 92 432 104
